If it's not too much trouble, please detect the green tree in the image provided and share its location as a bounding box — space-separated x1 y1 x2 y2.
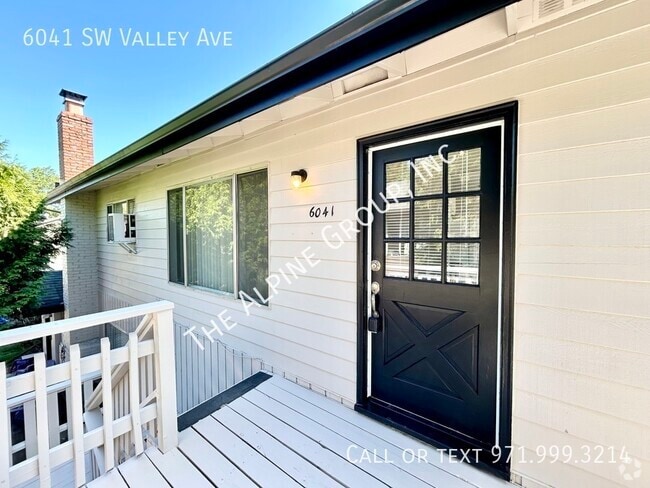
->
0 140 71 318
0 203 72 317
0 139 59 237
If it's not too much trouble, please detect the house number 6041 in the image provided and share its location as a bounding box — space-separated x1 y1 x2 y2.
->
309 206 334 218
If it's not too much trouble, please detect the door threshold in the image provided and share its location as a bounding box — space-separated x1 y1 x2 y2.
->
355 399 511 481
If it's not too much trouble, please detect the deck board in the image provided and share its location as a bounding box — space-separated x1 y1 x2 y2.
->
116 452 170 487
228 396 388 487
145 443 213 487
212 405 344 487
86 375 513 488
256 381 468 487
176 429 256 488
243 388 432 488
193 415 302 487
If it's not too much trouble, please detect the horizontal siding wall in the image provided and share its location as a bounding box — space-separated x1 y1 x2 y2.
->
96 147 360 403
511 1 650 486
94 1 649 485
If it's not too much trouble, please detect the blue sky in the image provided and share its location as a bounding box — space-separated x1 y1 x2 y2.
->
0 0 369 170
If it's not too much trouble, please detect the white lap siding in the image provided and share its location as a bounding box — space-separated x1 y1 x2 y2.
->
96 1 650 485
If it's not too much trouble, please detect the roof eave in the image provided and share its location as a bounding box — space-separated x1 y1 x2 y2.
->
46 0 515 203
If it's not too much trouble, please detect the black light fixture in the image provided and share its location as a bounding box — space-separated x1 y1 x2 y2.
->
290 169 308 188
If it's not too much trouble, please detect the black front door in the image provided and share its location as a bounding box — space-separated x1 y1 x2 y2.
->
368 124 502 456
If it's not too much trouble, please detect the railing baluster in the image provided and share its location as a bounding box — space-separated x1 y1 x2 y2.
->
183 330 190 412
100 338 114 472
147 355 154 400
24 400 37 458
46 392 59 448
217 342 222 393
174 326 179 414
0 362 10 486
69 345 85 487
147 353 155 444
34 353 51 488
239 352 244 383
128 332 144 455
65 387 72 445
139 356 145 409
121 377 127 460
198 336 204 404
82 380 94 407
153 309 178 453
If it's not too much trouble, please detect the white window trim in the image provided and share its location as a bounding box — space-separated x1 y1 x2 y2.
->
106 198 136 242
106 198 135 213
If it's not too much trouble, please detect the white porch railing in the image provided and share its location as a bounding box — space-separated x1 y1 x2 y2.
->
98 292 266 415
174 324 265 414
0 301 177 488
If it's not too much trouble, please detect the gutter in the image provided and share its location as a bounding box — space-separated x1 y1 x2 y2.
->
47 0 515 203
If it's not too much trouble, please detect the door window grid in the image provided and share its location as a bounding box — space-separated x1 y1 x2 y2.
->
383 148 481 285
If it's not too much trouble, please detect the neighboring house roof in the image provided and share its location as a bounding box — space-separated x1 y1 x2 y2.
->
36 270 64 314
46 0 514 203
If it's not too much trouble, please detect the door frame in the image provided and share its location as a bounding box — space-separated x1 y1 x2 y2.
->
354 102 518 477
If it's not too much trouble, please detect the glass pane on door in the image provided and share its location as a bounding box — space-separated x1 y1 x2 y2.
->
385 161 411 199
385 243 410 279
448 196 480 238
446 242 480 285
414 242 442 282
414 200 442 238
448 148 481 193
385 202 410 238
414 155 443 196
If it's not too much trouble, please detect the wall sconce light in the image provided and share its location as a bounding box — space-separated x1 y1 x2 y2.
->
290 169 308 188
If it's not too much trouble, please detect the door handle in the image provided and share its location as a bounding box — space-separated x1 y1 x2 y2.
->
368 281 381 333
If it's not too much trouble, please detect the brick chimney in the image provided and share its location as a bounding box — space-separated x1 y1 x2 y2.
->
57 89 94 181
57 89 100 350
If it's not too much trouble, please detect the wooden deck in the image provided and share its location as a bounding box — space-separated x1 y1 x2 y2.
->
87 375 512 487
